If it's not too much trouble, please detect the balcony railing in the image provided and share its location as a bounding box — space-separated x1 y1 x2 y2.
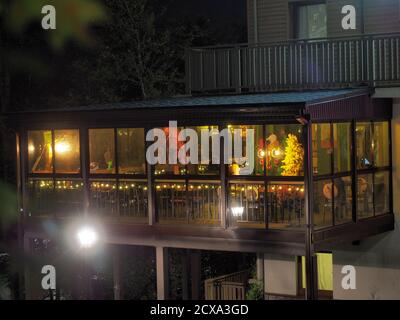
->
185 33 400 94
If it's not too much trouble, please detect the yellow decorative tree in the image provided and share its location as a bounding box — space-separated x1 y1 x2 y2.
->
281 134 304 176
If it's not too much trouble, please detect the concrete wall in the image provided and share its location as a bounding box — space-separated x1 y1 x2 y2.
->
332 98 400 300
263 254 298 297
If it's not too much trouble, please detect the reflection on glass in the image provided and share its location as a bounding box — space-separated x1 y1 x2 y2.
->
333 176 352 224
154 127 186 175
188 181 220 225
186 126 220 175
356 122 373 169
156 181 187 222
89 129 115 174
373 122 389 168
333 123 351 173
357 174 373 219
265 124 304 176
90 180 117 216
228 125 264 176
28 130 53 173
267 182 305 229
117 128 146 175
312 124 332 175
27 179 54 216
118 180 148 220
313 179 333 228
228 182 265 227
54 130 80 173
374 171 390 215
54 180 84 216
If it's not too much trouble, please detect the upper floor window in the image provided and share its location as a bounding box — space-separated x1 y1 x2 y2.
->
294 3 327 39
89 129 116 174
117 128 146 175
28 129 81 174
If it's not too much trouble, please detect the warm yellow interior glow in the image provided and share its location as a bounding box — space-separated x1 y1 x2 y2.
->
55 141 71 154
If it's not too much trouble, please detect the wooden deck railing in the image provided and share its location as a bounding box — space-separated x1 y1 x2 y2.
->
204 270 249 300
185 33 400 94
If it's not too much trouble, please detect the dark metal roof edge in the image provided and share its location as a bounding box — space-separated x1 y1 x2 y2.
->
6 89 366 117
304 87 371 108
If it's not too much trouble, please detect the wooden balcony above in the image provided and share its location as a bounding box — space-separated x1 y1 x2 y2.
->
185 33 400 94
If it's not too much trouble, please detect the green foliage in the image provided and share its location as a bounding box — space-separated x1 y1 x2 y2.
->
6 0 105 49
246 280 264 300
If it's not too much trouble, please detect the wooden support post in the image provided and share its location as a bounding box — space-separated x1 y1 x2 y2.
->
113 246 122 300
190 250 201 300
156 247 169 300
304 120 318 300
182 250 190 300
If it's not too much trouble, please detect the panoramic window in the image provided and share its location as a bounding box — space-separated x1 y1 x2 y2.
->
118 180 148 220
117 128 146 175
228 182 265 228
312 123 332 175
356 121 391 218
54 130 80 174
265 124 304 176
295 3 327 39
228 125 264 176
313 179 334 228
186 126 220 175
267 182 305 229
333 123 351 173
154 127 186 175
90 180 117 216
356 122 373 169
373 121 390 168
89 129 116 174
155 181 187 223
28 130 53 173
188 181 221 224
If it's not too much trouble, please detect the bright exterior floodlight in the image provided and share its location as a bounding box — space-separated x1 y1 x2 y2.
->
77 226 98 249
231 207 244 217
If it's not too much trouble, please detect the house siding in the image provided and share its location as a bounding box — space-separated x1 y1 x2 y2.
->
248 0 400 43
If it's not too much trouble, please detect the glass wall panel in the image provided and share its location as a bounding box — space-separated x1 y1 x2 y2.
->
54 130 80 174
117 128 146 175
228 182 265 227
90 180 117 216
188 181 220 225
118 180 148 220
28 130 53 173
267 182 305 229
357 174 374 219
373 122 390 168
156 181 187 222
27 179 54 217
313 179 333 228
312 124 332 175
333 123 351 173
89 129 115 174
186 126 220 175
228 125 264 176
54 180 84 216
154 127 186 175
333 176 352 224
265 124 304 176
356 122 373 169
374 171 390 215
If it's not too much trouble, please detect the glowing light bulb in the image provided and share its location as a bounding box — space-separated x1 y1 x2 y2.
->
28 144 35 154
77 227 98 249
55 141 71 154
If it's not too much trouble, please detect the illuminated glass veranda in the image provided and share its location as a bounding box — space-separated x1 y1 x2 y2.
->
23 119 392 231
